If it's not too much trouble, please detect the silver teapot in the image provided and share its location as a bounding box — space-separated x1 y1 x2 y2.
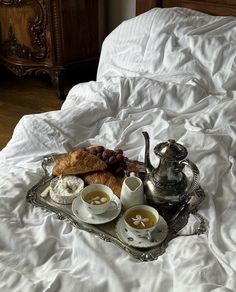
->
142 132 199 209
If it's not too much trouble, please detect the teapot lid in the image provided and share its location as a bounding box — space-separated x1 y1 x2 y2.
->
154 139 187 161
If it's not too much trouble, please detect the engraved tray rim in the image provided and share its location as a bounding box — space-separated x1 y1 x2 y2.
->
26 155 207 262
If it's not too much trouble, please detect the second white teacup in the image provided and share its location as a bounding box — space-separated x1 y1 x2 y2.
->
124 205 159 239
80 184 119 215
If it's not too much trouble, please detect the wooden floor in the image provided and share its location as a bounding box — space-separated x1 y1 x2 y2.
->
0 68 80 150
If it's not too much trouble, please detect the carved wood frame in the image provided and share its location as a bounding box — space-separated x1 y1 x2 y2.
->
0 0 103 99
0 0 48 63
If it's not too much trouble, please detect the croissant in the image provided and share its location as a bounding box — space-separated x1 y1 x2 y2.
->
82 171 122 198
52 149 107 176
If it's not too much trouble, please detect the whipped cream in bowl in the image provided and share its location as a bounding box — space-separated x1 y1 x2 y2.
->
50 175 84 204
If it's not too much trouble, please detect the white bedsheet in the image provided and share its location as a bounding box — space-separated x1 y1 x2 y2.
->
0 8 236 292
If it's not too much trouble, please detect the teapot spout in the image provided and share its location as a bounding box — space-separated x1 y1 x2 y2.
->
142 131 154 174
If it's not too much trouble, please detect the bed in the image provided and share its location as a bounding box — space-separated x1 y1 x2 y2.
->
0 1 236 291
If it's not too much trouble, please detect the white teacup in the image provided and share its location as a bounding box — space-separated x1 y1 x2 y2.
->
124 205 159 240
80 184 119 215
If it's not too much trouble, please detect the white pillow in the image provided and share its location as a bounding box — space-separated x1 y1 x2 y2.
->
97 8 236 93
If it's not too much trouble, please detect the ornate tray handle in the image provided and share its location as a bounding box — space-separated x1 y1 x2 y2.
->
41 153 66 177
27 154 207 262
41 155 54 177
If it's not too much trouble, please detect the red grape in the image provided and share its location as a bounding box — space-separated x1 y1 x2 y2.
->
115 149 123 154
96 153 102 159
88 147 97 155
108 156 117 165
116 153 124 162
114 167 124 176
102 149 113 160
96 146 105 153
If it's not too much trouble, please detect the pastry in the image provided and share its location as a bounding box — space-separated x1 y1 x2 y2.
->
82 171 122 198
52 149 107 176
50 175 84 204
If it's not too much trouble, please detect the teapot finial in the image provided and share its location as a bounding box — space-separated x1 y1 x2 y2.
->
142 131 154 174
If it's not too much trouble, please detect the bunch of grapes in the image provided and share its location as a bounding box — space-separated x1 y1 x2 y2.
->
83 146 127 176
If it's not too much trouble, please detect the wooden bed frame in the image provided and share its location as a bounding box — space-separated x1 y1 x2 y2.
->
136 0 236 17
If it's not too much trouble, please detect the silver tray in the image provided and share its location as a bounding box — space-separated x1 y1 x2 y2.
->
26 155 207 262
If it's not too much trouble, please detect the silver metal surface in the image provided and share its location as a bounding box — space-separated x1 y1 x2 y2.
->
142 132 200 208
26 154 207 262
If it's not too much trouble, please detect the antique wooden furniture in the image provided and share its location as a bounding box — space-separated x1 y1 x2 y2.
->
0 0 104 99
136 0 236 16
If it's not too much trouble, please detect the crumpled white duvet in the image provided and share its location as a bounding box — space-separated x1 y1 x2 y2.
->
0 8 236 292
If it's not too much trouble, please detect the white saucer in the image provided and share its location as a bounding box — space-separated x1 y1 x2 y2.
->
115 215 168 248
72 195 121 224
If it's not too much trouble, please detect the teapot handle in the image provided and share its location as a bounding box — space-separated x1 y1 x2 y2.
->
180 158 199 200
